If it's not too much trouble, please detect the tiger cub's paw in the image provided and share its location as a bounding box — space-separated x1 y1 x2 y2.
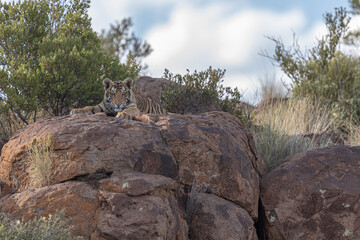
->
70 108 92 115
116 112 132 120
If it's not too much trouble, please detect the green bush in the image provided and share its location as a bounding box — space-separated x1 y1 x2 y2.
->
0 210 81 240
267 7 360 129
0 0 141 125
161 67 250 126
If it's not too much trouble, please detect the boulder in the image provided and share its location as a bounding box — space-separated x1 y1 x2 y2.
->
188 193 258 240
260 145 360 240
155 111 262 219
0 111 262 220
0 171 188 240
0 113 177 194
134 76 170 103
0 181 98 237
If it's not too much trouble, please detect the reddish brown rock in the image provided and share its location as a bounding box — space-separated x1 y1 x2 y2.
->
0 181 98 237
94 171 188 239
0 171 188 240
0 113 177 194
134 76 170 102
156 111 261 219
0 111 262 221
260 145 360 240
188 193 258 240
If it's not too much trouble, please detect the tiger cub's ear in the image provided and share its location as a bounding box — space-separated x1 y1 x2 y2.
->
103 78 113 90
123 77 133 89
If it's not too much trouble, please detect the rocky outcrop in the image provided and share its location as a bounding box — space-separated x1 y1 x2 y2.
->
188 193 257 240
3 106 357 239
260 145 360 240
0 171 188 239
0 111 262 239
134 76 170 103
0 113 177 194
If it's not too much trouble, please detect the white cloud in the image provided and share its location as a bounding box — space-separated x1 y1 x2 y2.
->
90 1 339 102
144 4 309 75
342 15 360 55
143 3 315 101
88 1 130 32
88 0 195 33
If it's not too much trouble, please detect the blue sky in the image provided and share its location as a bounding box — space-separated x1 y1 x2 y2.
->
89 0 359 102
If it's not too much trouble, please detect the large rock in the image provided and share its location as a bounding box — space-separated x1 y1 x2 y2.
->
0 181 98 237
134 76 170 103
0 171 188 240
0 113 177 194
260 145 360 240
0 111 262 220
156 111 262 219
188 193 258 240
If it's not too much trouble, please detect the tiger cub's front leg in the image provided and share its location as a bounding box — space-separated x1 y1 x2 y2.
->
116 107 140 120
70 105 102 115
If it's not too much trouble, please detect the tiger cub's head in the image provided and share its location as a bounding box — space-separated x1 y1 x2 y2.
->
103 77 135 113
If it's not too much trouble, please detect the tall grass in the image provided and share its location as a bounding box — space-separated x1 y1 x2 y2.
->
345 122 360 146
27 137 54 188
0 210 81 240
255 97 337 135
252 97 339 171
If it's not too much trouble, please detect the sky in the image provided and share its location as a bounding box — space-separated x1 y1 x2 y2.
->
88 0 360 103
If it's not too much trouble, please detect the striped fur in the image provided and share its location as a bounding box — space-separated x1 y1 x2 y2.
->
135 95 167 114
70 77 167 119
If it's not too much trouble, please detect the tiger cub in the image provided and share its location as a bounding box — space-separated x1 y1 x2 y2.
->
70 77 167 120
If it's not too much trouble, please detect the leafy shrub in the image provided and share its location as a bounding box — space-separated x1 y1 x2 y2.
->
0 0 142 133
27 137 54 188
0 210 81 240
0 106 24 140
161 67 250 126
267 7 360 129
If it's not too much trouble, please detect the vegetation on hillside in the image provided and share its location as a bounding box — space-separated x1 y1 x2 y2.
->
0 0 358 238
27 137 54 188
252 97 343 170
255 5 360 171
161 67 250 126
0 0 144 139
0 210 81 240
0 0 358 172
265 7 360 131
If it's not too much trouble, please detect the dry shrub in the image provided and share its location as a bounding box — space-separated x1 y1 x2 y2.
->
0 210 81 240
27 137 54 188
252 97 340 171
255 97 337 135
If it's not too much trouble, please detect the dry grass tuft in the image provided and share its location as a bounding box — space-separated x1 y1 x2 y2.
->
252 97 340 171
27 136 54 188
